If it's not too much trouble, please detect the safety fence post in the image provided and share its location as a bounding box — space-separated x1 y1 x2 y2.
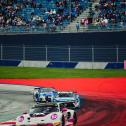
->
1 44 2 60
45 45 48 61
68 46 71 62
116 45 119 62
23 44 25 60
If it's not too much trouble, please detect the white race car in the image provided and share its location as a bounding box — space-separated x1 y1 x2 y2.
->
16 102 77 126
54 92 80 109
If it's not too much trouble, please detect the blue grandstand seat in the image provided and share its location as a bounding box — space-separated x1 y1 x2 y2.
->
0 0 125 32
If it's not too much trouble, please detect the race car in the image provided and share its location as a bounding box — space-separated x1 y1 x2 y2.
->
16 102 77 126
54 91 80 109
33 87 41 102
33 87 58 102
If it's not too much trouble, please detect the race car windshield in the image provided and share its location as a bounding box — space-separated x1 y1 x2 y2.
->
30 106 59 114
40 89 54 92
58 93 73 97
64 102 75 109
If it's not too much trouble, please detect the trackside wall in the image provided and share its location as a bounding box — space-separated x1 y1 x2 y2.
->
0 31 126 46
0 31 125 69
0 60 124 69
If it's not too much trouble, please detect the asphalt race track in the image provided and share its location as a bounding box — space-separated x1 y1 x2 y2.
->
0 84 34 123
0 84 126 126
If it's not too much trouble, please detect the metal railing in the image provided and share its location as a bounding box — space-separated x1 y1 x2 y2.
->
0 23 125 34
0 45 126 62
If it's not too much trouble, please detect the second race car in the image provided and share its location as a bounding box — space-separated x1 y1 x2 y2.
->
54 91 80 109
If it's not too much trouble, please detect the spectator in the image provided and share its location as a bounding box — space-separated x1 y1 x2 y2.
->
84 18 88 29
80 18 85 25
76 21 80 32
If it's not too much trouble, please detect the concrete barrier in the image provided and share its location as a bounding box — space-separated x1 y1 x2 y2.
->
0 60 124 69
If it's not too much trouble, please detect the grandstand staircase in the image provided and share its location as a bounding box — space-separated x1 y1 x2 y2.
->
61 0 99 33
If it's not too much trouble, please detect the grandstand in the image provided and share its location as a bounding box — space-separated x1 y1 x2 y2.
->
0 0 125 33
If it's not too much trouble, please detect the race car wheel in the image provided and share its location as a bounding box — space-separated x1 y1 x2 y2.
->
67 112 71 119
61 115 65 126
73 112 77 125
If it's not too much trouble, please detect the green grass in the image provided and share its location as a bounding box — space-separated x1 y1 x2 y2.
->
0 66 126 78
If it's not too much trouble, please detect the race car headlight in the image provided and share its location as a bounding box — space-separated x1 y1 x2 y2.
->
18 116 24 122
51 114 58 120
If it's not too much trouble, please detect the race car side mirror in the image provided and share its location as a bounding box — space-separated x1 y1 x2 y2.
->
62 108 67 112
